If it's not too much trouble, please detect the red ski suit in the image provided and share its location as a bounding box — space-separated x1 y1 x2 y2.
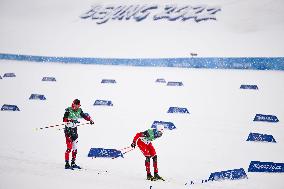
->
132 129 163 174
133 132 157 157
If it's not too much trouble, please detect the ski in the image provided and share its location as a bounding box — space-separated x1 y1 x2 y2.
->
72 165 82 169
151 177 165 181
65 166 108 174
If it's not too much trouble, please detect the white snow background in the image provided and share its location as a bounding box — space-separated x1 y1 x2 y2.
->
0 0 284 189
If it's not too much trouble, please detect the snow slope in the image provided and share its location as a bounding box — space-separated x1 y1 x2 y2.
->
0 61 284 189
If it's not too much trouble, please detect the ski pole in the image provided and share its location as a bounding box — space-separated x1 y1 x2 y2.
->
122 147 134 155
35 123 66 131
119 146 132 152
35 122 90 131
57 122 91 131
112 146 134 159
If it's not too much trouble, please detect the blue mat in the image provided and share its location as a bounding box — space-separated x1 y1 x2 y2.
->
1 104 20 111
88 148 123 158
248 161 284 173
253 114 279 122
42 77 56 81
246 132 276 143
29 94 46 100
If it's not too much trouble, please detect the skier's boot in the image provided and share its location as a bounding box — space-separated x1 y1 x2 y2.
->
153 173 165 181
147 173 154 180
65 161 71 169
71 160 81 169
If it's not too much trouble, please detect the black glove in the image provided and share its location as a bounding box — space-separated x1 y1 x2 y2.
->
131 142 136 148
89 120 94 125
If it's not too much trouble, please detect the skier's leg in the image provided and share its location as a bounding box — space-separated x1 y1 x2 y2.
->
152 155 164 180
149 144 163 180
152 155 158 174
148 144 158 173
65 135 72 168
137 140 153 179
65 135 72 161
71 139 78 161
145 156 151 174
71 139 79 168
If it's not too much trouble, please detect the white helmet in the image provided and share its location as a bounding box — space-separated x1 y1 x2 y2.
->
156 125 165 134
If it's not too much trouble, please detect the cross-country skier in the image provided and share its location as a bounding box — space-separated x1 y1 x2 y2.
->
63 99 94 169
131 126 165 181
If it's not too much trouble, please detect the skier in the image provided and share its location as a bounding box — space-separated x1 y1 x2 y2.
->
131 126 165 181
63 99 94 169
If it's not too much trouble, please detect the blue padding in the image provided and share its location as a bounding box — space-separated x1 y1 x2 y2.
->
208 168 248 181
88 148 123 158
155 78 166 83
42 77 56 81
167 81 183 86
167 107 189 114
248 161 284 173
1 104 20 111
29 94 46 100
0 75 2 79
94 100 113 106
253 114 279 122
151 121 176 130
246 132 276 143
240 85 258 90
3 73 16 77
1 53 284 70
101 79 116 83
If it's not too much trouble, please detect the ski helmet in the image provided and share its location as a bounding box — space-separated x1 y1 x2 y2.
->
154 125 164 138
72 99 81 110
156 125 165 133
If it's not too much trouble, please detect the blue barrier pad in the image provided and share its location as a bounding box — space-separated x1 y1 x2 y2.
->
167 107 189 114
94 100 113 106
156 78 166 83
29 94 46 100
101 79 116 84
208 168 248 181
88 148 123 158
253 114 279 123
240 84 258 90
246 132 276 143
248 161 284 173
0 75 2 79
3 73 16 77
1 53 284 71
42 77 56 81
167 81 183 86
151 121 176 130
1 104 20 111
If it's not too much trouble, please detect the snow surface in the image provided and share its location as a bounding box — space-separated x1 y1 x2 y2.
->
0 61 284 189
0 0 284 189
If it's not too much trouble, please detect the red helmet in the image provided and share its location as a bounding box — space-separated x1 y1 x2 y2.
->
72 99 81 110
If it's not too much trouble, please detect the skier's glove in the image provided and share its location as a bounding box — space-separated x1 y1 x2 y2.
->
89 120 94 125
131 142 136 148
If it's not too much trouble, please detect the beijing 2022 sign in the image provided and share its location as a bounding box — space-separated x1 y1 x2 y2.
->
80 4 221 24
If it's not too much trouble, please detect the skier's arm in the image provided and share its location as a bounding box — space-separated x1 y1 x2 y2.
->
131 131 147 148
63 109 71 122
80 110 94 124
